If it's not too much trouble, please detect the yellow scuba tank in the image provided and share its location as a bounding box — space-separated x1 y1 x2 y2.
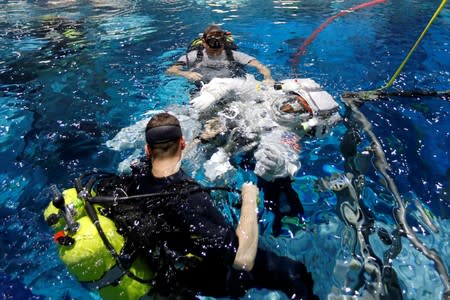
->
44 185 153 300
58 215 153 300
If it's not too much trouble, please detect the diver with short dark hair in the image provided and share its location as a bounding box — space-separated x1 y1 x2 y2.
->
109 112 319 299
166 24 274 85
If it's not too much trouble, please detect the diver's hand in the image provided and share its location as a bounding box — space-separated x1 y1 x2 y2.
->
190 92 216 111
184 71 203 82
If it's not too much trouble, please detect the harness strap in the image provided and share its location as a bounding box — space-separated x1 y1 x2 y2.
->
83 199 153 285
225 47 235 62
90 185 239 203
188 46 236 69
194 48 203 65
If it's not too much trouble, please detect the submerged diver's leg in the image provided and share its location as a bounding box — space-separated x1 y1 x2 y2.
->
340 126 361 174
257 176 282 236
277 176 304 217
258 176 304 236
250 249 319 300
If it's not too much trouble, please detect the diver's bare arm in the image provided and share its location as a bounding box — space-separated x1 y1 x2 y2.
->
233 183 259 271
166 64 202 81
248 59 273 83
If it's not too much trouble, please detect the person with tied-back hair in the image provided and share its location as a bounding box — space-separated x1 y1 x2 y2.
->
110 112 318 299
166 24 274 86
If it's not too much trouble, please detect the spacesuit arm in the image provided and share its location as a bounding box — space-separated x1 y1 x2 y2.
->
190 77 243 110
254 131 301 181
190 76 259 111
105 119 148 151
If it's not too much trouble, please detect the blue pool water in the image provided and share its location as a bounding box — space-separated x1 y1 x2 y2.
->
0 0 449 299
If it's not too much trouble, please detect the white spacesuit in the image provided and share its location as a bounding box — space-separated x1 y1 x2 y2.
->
106 75 341 235
190 75 341 182
189 75 341 236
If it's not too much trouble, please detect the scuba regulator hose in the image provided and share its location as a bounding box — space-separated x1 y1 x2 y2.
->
82 200 153 285
74 175 153 285
88 186 239 204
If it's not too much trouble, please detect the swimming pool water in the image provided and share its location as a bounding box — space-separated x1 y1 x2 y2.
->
0 0 449 299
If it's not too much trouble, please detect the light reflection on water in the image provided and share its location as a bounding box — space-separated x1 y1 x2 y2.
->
0 0 449 299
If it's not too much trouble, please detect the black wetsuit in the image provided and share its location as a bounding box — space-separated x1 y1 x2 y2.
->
258 176 304 236
234 151 305 236
115 161 318 299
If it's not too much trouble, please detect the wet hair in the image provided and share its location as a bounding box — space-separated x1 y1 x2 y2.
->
202 24 224 39
145 113 182 157
202 25 226 49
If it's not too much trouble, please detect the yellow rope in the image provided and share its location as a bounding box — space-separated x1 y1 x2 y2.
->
378 0 447 91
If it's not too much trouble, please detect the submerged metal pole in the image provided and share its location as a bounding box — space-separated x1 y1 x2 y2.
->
342 96 450 299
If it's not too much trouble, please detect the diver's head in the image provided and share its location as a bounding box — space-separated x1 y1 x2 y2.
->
145 112 185 159
271 92 313 129
279 92 312 114
202 24 226 52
